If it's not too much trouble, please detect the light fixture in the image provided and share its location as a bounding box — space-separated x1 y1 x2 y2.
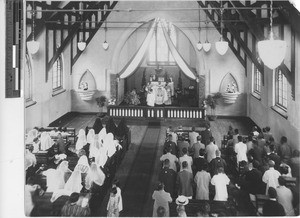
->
258 0 286 69
215 4 228 55
102 6 109 50
196 5 202 51
27 2 40 54
203 15 211 52
77 2 86 51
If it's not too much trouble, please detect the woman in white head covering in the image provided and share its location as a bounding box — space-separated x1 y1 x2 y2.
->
51 169 83 202
25 148 37 171
76 129 87 151
87 129 95 145
40 132 54 151
104 133 116 158
85 162 105 190
26 129 39 144
75 155 90 174
44 160 71 192
89 135 100 159
98 127 107 143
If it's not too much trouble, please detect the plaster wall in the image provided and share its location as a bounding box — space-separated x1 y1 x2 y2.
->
72 1 246 116
246 29 300 151
25 29 72 131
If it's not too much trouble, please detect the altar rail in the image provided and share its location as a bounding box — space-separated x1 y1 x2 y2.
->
108 106 206 119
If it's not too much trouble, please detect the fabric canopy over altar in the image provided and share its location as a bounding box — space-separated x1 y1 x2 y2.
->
118 18 197 80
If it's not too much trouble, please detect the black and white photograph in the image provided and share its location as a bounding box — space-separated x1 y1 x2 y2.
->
0 0 299 217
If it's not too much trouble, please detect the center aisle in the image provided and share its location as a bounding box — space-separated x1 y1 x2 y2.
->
121 124 161 217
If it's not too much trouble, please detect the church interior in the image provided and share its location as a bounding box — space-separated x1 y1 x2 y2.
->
0 0 300 217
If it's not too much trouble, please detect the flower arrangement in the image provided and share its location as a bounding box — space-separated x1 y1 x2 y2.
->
95 96 107 107
124 90 140 105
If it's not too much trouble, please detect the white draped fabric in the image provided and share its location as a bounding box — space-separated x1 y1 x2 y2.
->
25 149 37 170
50 169 83 202
160 20 196 80
87 129 95 144
104 133 116 158
85 162 105 189
26 129 39 144
119 19 158 79
40 132 53 151
76 129 87 151
75 155 90 173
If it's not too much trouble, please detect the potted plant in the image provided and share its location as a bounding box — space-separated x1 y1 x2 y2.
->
204 92 221 121
95 96 107 117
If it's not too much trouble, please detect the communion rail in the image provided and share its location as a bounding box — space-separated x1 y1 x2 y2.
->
108 105 206 119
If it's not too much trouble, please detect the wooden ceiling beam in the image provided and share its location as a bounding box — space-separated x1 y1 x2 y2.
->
229 0 295 100
72 1 118 65
46 1 102 76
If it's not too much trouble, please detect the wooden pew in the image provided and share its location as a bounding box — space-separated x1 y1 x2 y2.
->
169 199 237 216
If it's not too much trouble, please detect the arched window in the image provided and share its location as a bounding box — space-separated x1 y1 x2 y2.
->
52 55 63 91
25 54 33 102
275 69 288 110
148 21 176 65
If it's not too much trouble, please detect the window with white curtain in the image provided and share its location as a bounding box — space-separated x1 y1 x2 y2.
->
148 21 176 65
52 55 63 91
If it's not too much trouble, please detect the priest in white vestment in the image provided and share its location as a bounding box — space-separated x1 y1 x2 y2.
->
147 88 155 107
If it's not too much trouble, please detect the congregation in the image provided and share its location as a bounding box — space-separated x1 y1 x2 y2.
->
24 117 129 216
153 124 299 216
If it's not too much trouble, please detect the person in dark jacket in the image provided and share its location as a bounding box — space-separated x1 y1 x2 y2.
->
210 150 227 176
158 159 177 199
163 134 177 156
262 187 285 216
193 148 208 176
201 124 212 146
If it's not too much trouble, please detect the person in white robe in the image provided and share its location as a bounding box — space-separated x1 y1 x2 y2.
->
98 127 107 143
26 129 39 144
211 167 230 201
87 129 95 145
44 160 72 192
25 148 37 171
104 133 116 158
40 132 54 151
89 134 100 160
164 83 172 105
155 86 168 105
51 169 83 202
76 129 87 151
146 89 155 107
85 162 106 190
75 155 90 174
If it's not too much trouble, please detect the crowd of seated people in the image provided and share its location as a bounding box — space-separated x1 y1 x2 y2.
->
24 117 129 216
154 124 299 216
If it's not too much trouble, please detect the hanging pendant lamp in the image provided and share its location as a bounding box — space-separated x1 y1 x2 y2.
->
77 2 86 51
203 16 211 52
27 3 40 54
257 0 286 69
215 5 228 55
102 6 109 50
196 5 202 51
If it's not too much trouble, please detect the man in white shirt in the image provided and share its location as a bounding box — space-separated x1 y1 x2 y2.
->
189 127 199 147
160 147 178 172
206 136 219 163
262 160 281 194
211 167 230 201
234 136 248 166
179 147 193 173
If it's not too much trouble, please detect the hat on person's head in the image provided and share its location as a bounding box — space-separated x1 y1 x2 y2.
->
176 195 189 206
69 192 80 203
